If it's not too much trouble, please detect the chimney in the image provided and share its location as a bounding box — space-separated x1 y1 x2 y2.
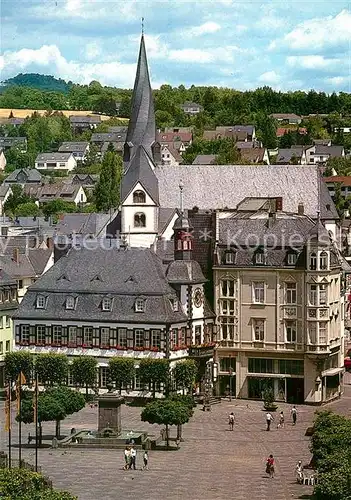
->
13 248 19 264
298 202 304 216
267 211 276 228
275 197 283 211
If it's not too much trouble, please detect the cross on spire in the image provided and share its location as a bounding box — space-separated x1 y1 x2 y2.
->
179 180 184 214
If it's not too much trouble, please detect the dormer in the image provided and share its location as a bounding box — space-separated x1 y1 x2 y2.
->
101 296 113 311
254 248 267 265
135 297 145 312
170 298 179 312
65 295 77 310
36 294 47 309
287 250 297 266
224 250 236 265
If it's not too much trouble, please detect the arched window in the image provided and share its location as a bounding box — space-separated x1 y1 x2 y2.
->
134 213 146 228
133 190 146 204
319 251 328 270
310 252 317 270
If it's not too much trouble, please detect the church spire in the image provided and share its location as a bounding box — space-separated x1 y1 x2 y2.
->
123 32 156 165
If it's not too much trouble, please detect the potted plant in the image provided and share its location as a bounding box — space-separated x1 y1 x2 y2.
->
263 388 278 411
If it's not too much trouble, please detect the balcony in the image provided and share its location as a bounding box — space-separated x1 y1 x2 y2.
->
188 343 216 358
305 344 329 354
283 307 297 319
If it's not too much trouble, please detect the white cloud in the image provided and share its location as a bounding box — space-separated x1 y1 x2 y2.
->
84 42 101 61
256 11 287 32
169 48 213 64
286 55 340 70
284 9 351 50
0 45 137 87
258 70 280 84
325 76 350 88
188 22 221 36
235 25 248 34
130 34 169 60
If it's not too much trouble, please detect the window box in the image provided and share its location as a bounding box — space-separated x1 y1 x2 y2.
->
51 342 61 347
116 345 126 350
100 343 110 349
20 341 29 346
134 346 144 351
37 341 45 346
82 343 92 348
149 347 160 352
67 342 77 348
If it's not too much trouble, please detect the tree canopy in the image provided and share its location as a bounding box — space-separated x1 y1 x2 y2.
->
4 351 33 382
35 353 69 387
94 150 122 212
108 357 135 393
138 359 169 397
70 356 97 395
173 360 198 394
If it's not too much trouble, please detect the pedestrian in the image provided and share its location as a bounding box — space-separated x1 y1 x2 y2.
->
266 412 274 431
142 450 149 470
266 454 275 478
295 460 303 484
123 446 130 470
277 411 284 429
291 405 298 425
129 446 137 470
228 412 235 431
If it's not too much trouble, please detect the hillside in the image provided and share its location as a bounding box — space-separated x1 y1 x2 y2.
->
2 73 72 93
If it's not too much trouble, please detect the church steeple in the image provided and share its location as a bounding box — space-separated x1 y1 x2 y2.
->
173 182 193 261
123 34 156 165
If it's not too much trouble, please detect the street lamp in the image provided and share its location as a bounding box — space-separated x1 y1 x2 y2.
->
229 355 233 401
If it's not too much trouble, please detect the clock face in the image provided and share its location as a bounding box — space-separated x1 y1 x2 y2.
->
193 288 203 308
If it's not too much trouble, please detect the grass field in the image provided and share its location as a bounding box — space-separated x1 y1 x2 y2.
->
0 108 114 120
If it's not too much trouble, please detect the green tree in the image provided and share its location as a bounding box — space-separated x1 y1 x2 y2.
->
70 356 97 396
42 199 76 221
4 351 33 382
15 202 42 217
138 359 169 398
0 468 77 499
35 353 69 387
141 399 193 447
94 151 122 212
215 137 243 164
256 114 277 149
173 360 198 394
108 357 135 393
4 184 32 215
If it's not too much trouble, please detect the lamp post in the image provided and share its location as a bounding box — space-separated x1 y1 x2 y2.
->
229 354 233 402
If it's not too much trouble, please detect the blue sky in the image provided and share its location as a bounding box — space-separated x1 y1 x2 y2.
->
0 0 350 92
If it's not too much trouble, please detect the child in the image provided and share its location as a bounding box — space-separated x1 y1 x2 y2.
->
228 412 235 431
277 411 284 429
142 450 149 470
266 454 275 478
123 446 130 470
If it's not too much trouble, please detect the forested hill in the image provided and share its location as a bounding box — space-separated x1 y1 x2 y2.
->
2 73 72 93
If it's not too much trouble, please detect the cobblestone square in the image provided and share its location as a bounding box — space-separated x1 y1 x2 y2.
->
1 372 350 500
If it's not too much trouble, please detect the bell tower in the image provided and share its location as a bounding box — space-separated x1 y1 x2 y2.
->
173 182 193 261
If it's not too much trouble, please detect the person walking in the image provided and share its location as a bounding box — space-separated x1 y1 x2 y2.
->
266 454 275 478
142 450 149 470
277 411 284 429
266 412 274 431
295 460 303 483
123 446 130 470
291 406 298 425
228 412 235 431
129 446 137 470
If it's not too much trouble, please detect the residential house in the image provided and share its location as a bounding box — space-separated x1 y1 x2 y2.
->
310 145 345 165
0 150 6 171
324 176 351 199
160 145 182 166
35 153 77 171
271 113 302 125
13 232 214 396
276 147 307 165
0 270 18 393
180 101 203 115
192 154 217 165
58 142 90 161
236 141 257 149
204 125 256 142
313 139 332 146
101 141 124 156
164 127 193 134
240 148 270 165
108 126 128 134
91 132 126 150
0 185 12 217
0 137 27 152
213 206 346 404
24 184 87 206
157 131 193 154
0 117 25 128
276 127 307 138
69 174 99 187
69 115 101 133
4 168 42 185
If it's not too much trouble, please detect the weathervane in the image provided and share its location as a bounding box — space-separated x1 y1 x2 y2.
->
141 17 144 35
179 180 184 214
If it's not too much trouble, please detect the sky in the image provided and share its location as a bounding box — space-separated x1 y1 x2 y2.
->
0 0 351 92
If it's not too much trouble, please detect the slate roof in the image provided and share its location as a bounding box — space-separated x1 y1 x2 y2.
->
124 35 156 161
91 132 125 143
315 145 344 158
101 141 124 154
0 185 11 199
157 131 192 143
240 148 267 163
276 148 303 163
0 269 17 287
15 247 187 324
166 260 206 284
69 115 101 124
58 142 89 153
0 254 36 279
236 141 255 149
155 165 338 219
271 113 301 120
108 126 128 134
0 137 27 147
27 249 52 275
54 213 112 237
158 208 177 234
4 168 42 183
35 153 73 162
24 184 82 202
192 154 216 165
121 146 159 204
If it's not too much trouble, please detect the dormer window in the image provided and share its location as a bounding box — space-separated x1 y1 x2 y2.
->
134 213 146 228
287 253 297 266
171 298 179 312
225 251 235 265
310 252 317 271
133 190 146 204
36 295 46 309
102 297 112 311
255 251 266 265
135 298 145 312
319 251 328 270
66 296 76 310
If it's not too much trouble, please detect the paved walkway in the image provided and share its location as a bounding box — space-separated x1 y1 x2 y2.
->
1 372 350 500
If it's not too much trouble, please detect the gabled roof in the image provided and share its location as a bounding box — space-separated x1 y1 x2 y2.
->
315 145 344 158
155 164 338 219
0 269 17 286
276 148 303 163
69 115 101 124
181 101 202 108
240 148 267 163
157 131 192 143
4 168 42 183
58 142 89 152
192 154 216 165
121 146 159 204
35 152 73 162
0 184 11 199
91 132 125 142
324 176 351 187
124 35 156 160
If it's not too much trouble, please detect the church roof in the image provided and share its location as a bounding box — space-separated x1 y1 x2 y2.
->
121 146 159 204
155 165 338 219
124 35 156 159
